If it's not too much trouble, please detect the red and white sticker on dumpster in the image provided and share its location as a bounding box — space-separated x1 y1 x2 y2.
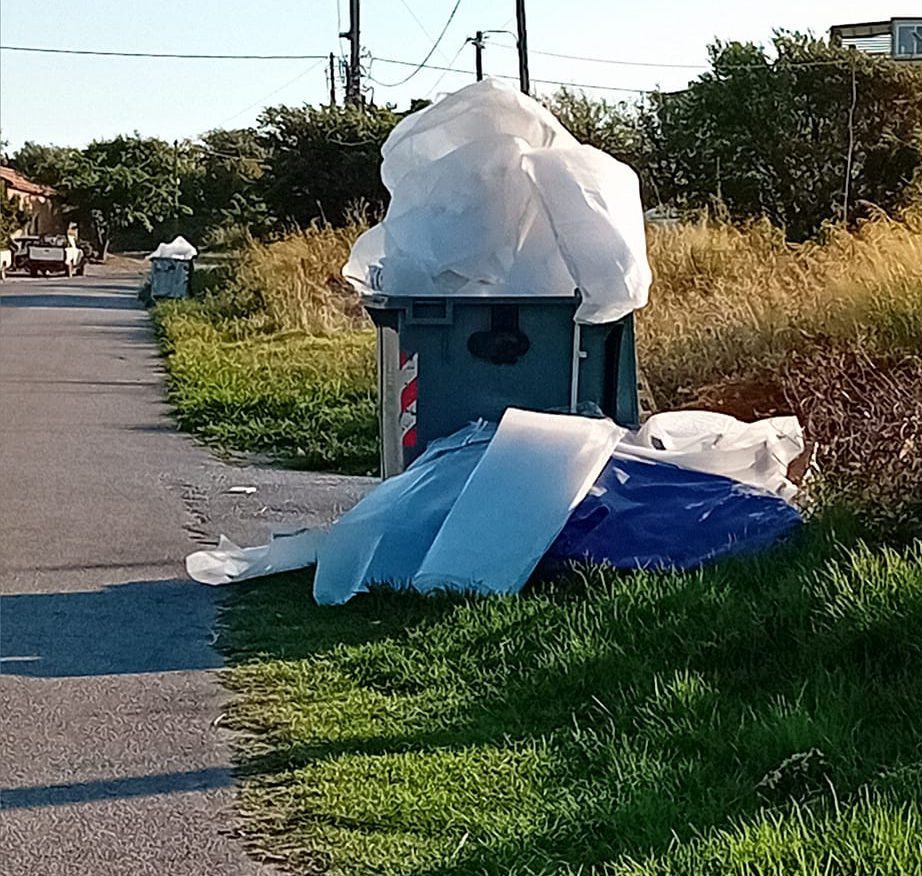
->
399 352 418 449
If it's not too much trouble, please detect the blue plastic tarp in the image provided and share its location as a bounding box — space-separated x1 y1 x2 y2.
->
545 454 802 572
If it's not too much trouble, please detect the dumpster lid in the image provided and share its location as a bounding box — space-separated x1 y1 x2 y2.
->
361 290 581 309
343 79 652 326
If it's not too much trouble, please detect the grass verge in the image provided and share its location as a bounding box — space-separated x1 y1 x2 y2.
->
152 298 377 473
153 213 922 871
221 518 922 874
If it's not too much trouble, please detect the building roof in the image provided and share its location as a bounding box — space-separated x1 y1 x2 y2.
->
829 20 891 36
0 166 57 197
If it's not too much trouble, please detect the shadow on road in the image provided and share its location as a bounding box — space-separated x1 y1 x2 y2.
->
0 579 222 677
0 293 140 311
0 767 233 811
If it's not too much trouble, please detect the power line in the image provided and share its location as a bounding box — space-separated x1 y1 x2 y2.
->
368 0 463 87
490 41 858 71
370 56 653 94
396 0 452 63
491 41 709 69
423 40 472 98
216 58 326 128
0 42 858 72
0 44 328 60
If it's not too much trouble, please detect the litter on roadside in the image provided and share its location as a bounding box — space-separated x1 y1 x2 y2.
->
185 80 806 599
186 408 805 600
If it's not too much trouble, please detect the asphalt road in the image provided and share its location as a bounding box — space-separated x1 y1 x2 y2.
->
0 269 371 875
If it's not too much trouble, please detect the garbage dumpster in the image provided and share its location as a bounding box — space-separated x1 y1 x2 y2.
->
364 292 639 478
146 236 197 300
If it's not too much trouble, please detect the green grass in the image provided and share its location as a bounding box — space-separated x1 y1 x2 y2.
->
220 518 922 875
152 298 378 473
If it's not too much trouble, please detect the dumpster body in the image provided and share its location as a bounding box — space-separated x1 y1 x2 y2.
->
150 257 193 299
364 293 639 478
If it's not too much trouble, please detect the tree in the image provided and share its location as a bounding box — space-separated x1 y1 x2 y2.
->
257 103 401 227
58 135 187 258
180 128 272 245
647 33 922 239
11 142 79 188
0 186 29 248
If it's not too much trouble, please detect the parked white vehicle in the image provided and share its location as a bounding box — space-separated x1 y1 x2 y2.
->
0 248 11 281
27 238 85 277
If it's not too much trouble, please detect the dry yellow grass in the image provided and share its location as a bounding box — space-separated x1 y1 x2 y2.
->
226 209 922 407
642 209 922 404
233 222 370 335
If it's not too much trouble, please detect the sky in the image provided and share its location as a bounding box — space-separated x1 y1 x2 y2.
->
0 1 911 151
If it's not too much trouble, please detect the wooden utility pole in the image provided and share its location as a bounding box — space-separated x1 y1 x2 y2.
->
172 139 180 237
328 52 337 105
340 0 362 105
473 31 484 81
515 0 530 94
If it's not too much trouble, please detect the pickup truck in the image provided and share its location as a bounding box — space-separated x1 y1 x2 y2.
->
26 237 85 277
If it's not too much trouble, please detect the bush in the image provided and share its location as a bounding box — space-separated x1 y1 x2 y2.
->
647 33 922 239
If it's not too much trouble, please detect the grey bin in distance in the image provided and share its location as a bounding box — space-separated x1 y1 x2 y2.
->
150 257 193 299
363 293 640 479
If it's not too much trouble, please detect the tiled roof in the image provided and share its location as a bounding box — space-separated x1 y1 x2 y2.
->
0 166 57 197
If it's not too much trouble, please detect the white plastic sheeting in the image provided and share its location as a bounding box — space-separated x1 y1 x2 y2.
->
313 422 494 604
317 410 621 603
186 529 324 586
413 409 624 596
343 79 652 325
615 411 805 503
185 410 805 596
148 235 197 261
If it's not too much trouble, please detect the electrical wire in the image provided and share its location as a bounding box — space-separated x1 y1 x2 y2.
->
423 39 474 98
0 44 328 60
490 41 709 69
0 42 857 72
397 0 452 63
368 0 463 87
489 41 857 70
215 58 326 128
371 56 653 94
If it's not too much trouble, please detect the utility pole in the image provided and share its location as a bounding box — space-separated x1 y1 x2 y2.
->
172 139 180 237
515 0 530 94
328 52 337 106
340 0 361 105
472 31 484 81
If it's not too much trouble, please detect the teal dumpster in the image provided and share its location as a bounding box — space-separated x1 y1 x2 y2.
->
363 292 639 478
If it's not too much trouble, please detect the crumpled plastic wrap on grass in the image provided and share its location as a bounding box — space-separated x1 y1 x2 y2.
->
187 410 804 600
344 79 652 325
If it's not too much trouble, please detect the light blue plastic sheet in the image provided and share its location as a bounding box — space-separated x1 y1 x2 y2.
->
313 422 494 604
312 419 803 605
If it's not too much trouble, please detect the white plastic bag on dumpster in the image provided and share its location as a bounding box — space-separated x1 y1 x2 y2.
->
148 236 197 261
615 411 805 502
344 79 651 324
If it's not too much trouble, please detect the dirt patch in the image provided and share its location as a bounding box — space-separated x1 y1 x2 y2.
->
679 374 792 422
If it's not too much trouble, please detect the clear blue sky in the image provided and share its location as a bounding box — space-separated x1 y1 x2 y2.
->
0 1 905 150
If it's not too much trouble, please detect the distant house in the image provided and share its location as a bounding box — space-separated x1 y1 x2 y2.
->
0 166 66 236
829 18 922 61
